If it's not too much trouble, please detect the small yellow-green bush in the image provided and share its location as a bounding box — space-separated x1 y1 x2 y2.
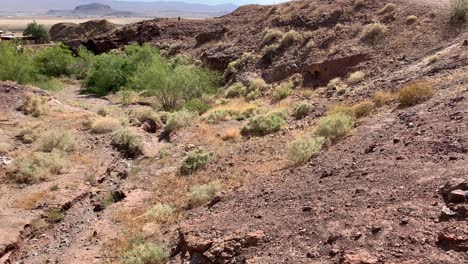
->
47 208 64 223
241 111 286 137
224 52 256 80
352 100 375 118
17 123 44 144
279 30 303 48
0 142 9 154
378 3 396 14
91 117 121 134
347 71 365 84
180 149 214 175
38 130 77 153
397 82 435 107
122 242 170 264
163 110 196 133
22 93 48 117
133 107 163 125
249 78 267 91
96 107 108 117
306 39 316 49
146 203 175 222
188 181 221 206
111 128 144 158
205 109 236 123
327 104 355 117
9 151 64 184
450 0 467 20
372 90 394 107
360 23 387 42
354 0 365 8
315 113 354 143
287 137 325 165
292 101 311 119
273 80 294 101
406 15 418 24
225 82 247 98
262 28 283 46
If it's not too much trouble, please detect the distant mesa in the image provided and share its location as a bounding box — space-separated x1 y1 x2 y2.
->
47 3 138 17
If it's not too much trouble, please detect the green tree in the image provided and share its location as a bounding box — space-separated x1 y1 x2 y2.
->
23 21 50 42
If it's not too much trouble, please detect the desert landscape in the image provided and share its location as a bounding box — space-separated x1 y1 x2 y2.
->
0 0 467 264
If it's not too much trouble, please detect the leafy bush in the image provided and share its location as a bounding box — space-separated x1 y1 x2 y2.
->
292 101 311 119
360 23 387 43
23 21 50 42
22 93 48 117
84 53 130 94
182 99 211 114
0 43 37 84
180 149 214 175
347 71 365 84
246 89 260 101
111 128 144 158
224 52 256 80
315 113 354 143
450 0 467 20
38 130 77 153
163 110 196 133
397 82 435 107
262 28 283 46
188 181 221 206
273 80 294 101
279 30 303 48
69 47 95 79
352 100 375 118
249 78 267 91
122 242 169 264
91 117 121 134
33 44 75 77
378 3 396 14
205 109 235 123
287 137 325 165
146 203 175 222
372 90 394 107
8 151 64 184
241 112 285 137
225 82 247 98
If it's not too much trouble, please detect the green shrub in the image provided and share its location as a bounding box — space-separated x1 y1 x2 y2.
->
261 44 279 55
249 78 267 91
205 109 235 123
180 149 214 175
47 208 64 223
450 0 467 20
8 151 64 184
292 101 311 119
360 23 387 43
273 81 294 101
378 3 396 14
117 90 140 105
146 203 175 222
246 89 261 101
261 28 283 46
287 137 325 165
23 21 50 42
97 107 108 117
122 242 170 264
163 110 196 133
133 107 162 125
91 117 121 134
397 82 435 107
33 44 75 77
315 113 354 143
111 128 144 158
0 42 37 84
22 93 48 117
182 99 211 114
224 52 256 80
347 71 365 84
38 130 77 153
69 47 95 79
84 53 130 94
241 112 285 137
188 181 221 206
225 82 247 98
279 30 303 48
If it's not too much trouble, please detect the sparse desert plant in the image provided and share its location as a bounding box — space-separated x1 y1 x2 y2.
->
47 208 64 223
246 89 261 101
306 39 316 49
360 23 387 43
347 71 366 84
225 82 247 98
287 137 325 165
224 52 256 80
188 181 221 206
96 107 108 117
22 93 48 117
205 109 235 123
372 90 394 107
273 80 294 101
354 0 365 8
163 110 196 133
378 3 396 14
292 101 311 119
427 55 438 64
91 117 121 134
241 111 286 137
8 151 64 184
397 82 435 107
117 90 140 105
38 130 77 153
249 78 268 91
182 99 211 115
111 128 144 158
261 44 279 55
0 142 10 154
133 107 162 125
352 100 375 118
146 203 176 222
221 128 241 141
236 107 259 120
17 123 44 144
315 113 354 143
450 0 467 20
279 30 303 48
406 15 418 24
262 28 283 46
327 78 342 90
122 242 170 264
180 149 214 175
327 104 355 117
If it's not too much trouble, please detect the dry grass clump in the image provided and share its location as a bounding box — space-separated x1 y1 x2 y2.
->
262 28 283 46
360 23 387 42
8 151 64 184
111 128 144 158
287 137 325 165
17 123 44 144
163 110 196 133
347 71 366 84
133 107 163 126
249 77 267 91
273 80 294 101
96 107 108 116
372 90 394 107
406 15 418 24
225 82 247 98
146 203 175 223
38 130 77 153
292 101 311 120
354 0 365 8
117 90 140 105
91 117 121 134
261 44 279 55
352 100 375 118
122 242 169 264
306 39 316 49
0 142 10 154
241 111 286 137
327 104 355 117
205 109 235 123
188 181 221 206
221 128 241 141
378 3 396 14
279 30 303 48
427 55 438 64
397 82 435 107
180 149 214 175
450 0 467 20
15 191 49 209
22 93 48 117
315 113 354 143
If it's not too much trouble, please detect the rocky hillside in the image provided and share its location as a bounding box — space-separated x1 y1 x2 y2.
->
1 0 467 264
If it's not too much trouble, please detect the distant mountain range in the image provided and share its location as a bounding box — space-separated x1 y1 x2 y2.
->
0 0 238 16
